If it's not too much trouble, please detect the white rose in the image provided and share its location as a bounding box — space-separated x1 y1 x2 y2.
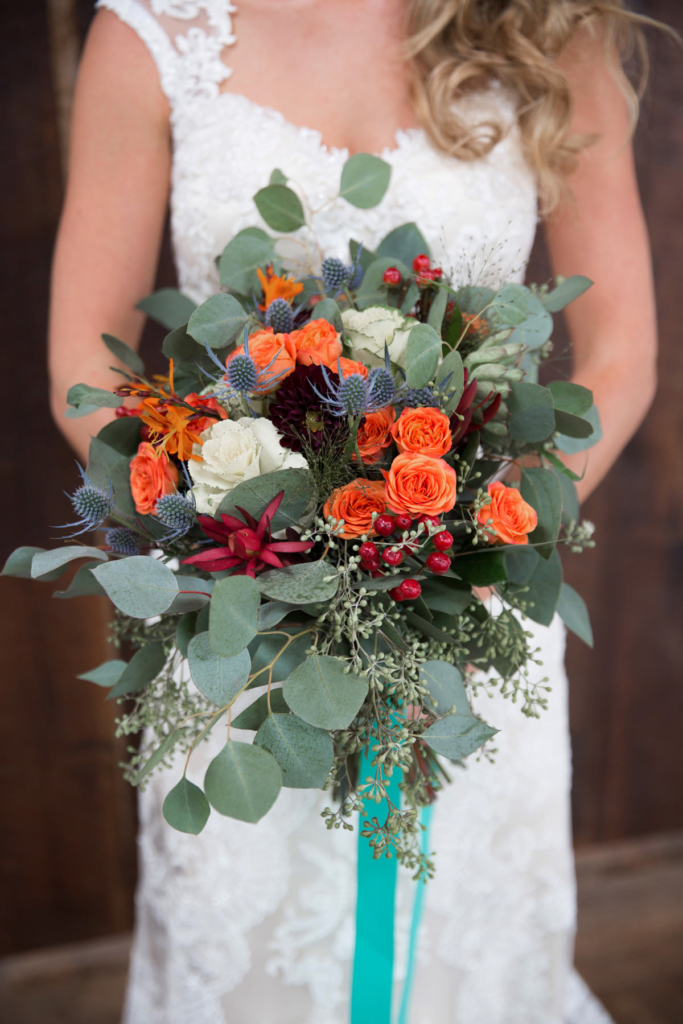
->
188 417 308 514
342 306 412 369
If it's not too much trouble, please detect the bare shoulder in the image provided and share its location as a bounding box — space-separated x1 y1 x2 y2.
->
76 9 169 127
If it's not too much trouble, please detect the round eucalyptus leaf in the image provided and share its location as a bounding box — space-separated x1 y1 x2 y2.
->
256 560 338 605
209 575 260 657
340 153 391 209
187 293 249 349
283 654 368 730
256 714 333 788
253 184 305 232
204 741 282 822
162 778 210 835
219 234 275 295
92 556 179 618
422 715 498 762
188 632 251 706
420 660 468 716
405 322 441 388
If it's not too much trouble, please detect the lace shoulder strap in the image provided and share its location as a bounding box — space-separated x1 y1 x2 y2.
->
95 0 236 110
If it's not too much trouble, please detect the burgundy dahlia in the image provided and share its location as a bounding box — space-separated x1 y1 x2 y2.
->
269 364 347 453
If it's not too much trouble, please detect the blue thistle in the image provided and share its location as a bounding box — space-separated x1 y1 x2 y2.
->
265 298 294 334
321 257 351 293
155 491 197 539
402 386 440 408
348 262 364 289
57 465 114 537
225 352 259 393
105 527 142 556
312 347 398 417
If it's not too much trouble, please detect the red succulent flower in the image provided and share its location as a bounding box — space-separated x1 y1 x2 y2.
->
182 491 313 578
449 369 502 447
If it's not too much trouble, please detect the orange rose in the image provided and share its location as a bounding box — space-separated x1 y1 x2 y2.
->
476 481 537 545
338 357 369 379
391 406 453 459
227 328 296 393
383 452 457 517
129 442 179 515
289 319 343 368
356 407 396 465
323 479 387 539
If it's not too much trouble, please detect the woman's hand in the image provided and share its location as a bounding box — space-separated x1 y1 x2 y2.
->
49 11 171 462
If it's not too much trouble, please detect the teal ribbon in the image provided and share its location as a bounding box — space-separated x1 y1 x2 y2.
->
350 750 433 1024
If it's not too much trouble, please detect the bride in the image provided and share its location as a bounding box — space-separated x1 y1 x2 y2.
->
48 1 658 1022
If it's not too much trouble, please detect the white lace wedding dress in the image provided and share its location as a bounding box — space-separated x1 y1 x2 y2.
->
96 3 612 1022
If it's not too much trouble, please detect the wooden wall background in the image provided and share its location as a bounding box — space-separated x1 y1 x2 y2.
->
0 0 681 957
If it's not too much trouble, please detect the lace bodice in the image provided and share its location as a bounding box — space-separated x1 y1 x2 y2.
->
97 0 538 305
92 4 610 1022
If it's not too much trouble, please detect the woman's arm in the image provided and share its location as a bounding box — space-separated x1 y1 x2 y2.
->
544 29 658 503
49 11 171 463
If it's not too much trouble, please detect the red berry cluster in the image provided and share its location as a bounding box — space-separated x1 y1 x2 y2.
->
358 513 456 604
412 253 443 283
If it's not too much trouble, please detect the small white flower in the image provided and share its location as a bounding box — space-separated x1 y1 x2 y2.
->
342 306 412 368
188 417 308 514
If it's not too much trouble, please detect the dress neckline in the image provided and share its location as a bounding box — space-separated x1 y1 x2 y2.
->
216 90 427 160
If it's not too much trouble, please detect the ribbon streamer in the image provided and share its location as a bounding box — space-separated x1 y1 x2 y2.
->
350 750 432 1024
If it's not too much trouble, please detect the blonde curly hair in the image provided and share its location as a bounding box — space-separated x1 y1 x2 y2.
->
406 1 659 211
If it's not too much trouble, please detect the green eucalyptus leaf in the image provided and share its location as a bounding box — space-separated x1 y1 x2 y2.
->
269 168 287 185
66 383 120 410
163 778 210 835
92 556 179 617
400 281 420 314
419 576 473 616
209 575 260 657
176 611 198 657
249 629 313 685
514 547 563 626
402 611 458 646
423 714 498 761
427 287 449 332
107 640 167 700
557 583 593 647
420 660 468 717
232 688 289 730
168 576 213 614
405 322 441 388
86 436 135 516
284 654 368 730
254 184 305 232
2 547 51 579
340 153 391 208
218 468 316 533
96 416 142 456
77 659 127 687
187 294 250 349
552 468 580 525
453 549 508 586
257 600 295 631
53 562 107 598
204 740 282 822
313 298 343 332
376 223 430 265
554 409 594 439
438 349 465 412
504 545 539 587
101 333 145 376
188 632 252 706
547 380 593 417
520 468 562 560
136 288 197 329
257 560 338 604
255 713 333 788
219 234 275 295
31 546 107 581
349 239 378 269
555 404 602 454
134 728 185 784
355 257 410 309
507 382 556 444
541 275 592 313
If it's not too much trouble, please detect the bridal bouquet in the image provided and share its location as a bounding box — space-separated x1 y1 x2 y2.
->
3 155 597 877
